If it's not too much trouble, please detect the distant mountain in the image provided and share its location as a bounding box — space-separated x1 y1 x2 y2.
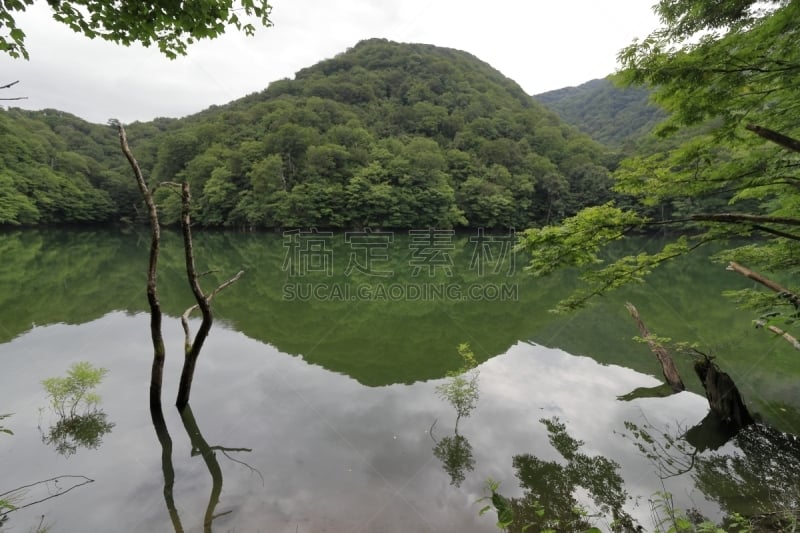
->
535 78 666 149
1 39 615 228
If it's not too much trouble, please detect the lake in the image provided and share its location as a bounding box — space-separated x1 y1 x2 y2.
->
1 227 799 532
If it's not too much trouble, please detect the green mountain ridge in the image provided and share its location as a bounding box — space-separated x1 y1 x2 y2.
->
534 77 666 149
1 38 614 229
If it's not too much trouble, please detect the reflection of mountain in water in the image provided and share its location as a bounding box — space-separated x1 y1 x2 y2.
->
0 228 562 385
1 315 797 531
1 229 799 428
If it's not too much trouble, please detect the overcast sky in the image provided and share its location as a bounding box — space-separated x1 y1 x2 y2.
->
0 0 660 124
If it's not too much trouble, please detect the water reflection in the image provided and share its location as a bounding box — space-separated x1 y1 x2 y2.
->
431 344 479 487
40 411 114 457
150 403 257 532
2 228 799 428
3 315 799 531
624 417 800 530
694 424 800 528
150 405 183 532
431 427 475 488
487 418 637 532
0 475 94 529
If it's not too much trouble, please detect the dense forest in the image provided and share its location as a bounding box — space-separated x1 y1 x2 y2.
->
0 39 619 229
534 78 665 149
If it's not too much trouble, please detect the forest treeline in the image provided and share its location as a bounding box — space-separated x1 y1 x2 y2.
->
0 39 633 229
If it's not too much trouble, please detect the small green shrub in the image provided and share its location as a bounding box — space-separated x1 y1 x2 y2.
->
41 362 108 418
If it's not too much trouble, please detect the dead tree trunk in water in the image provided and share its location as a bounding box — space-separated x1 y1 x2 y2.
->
625 302 685 392
114 121 242 410
175 182 244 410
624 302 754 431
175 182 212 410
114 120 166 409
694 356 754 429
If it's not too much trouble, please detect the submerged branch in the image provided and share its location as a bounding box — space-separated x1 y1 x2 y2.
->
625 303 685 392
0 476 94 515
176 182 211 409
175 183 244 409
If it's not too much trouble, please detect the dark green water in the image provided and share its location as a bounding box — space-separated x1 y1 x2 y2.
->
0 228 798 531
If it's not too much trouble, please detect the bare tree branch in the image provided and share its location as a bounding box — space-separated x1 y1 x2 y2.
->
625 303 686 392
726 261 800 309
746 123 800 153
0 476 94 516
754 320 800 351
113 119 166 409
690 212 800 227
175 183 244 409
0 80 26 100
180 270 244 353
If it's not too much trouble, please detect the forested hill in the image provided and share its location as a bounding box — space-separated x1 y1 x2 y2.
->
1 38 614 229
535 78 666 149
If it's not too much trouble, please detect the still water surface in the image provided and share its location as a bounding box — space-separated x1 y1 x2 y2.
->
1 228 798 531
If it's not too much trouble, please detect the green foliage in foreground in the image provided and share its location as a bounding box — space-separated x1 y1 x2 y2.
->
0 0 272 60
1 39 613 229
520 1 800 341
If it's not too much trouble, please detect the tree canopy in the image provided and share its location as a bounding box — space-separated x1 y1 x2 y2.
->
0 39 613 229
520 1 800 336
534 78 666 149
0 0 272 59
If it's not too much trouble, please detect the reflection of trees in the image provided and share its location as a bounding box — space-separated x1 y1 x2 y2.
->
508 418 637 532
150 403 258 532
41 411 114 457
483 418 637 532
150 406 184 532
431 421 475 488
625 418 800 530
693 424 800 529
39 362 114 457
432 344 479 487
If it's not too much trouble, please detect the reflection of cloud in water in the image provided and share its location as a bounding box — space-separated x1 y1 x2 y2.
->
1 313 722 531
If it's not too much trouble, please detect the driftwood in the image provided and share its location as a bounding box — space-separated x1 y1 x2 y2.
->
625 302 685 392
